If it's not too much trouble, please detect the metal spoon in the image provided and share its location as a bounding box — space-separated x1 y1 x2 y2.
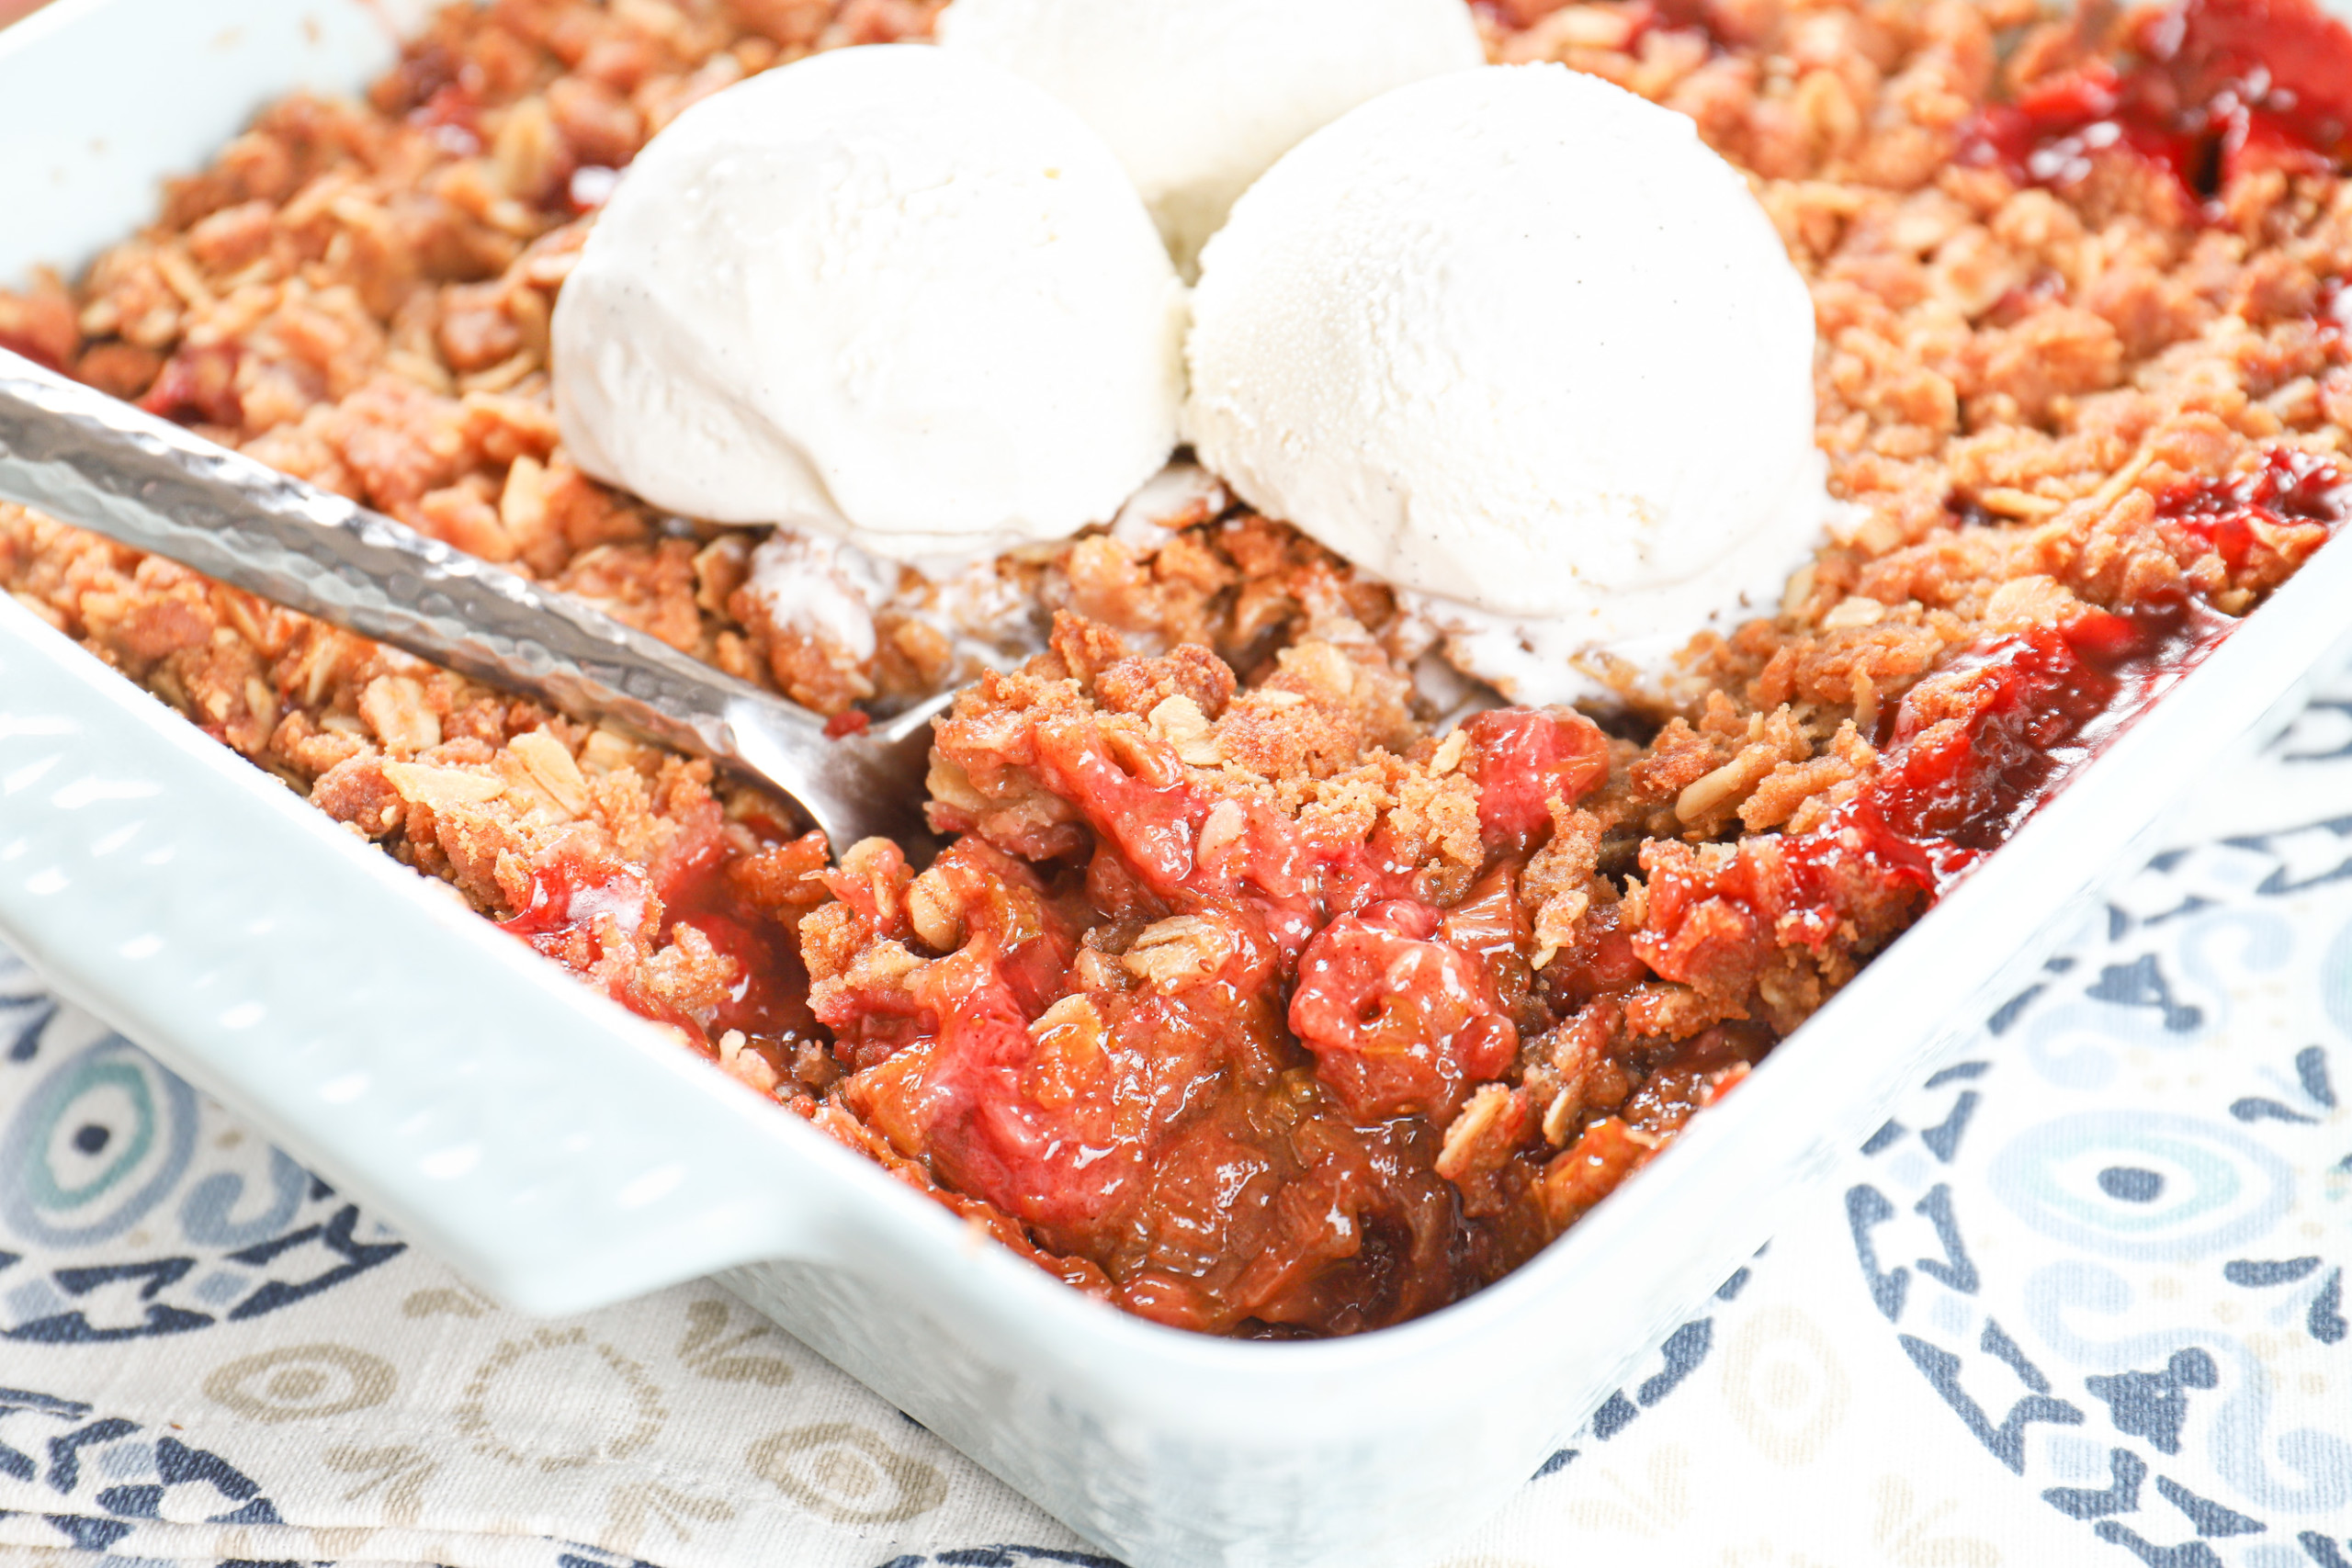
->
0 346 943 852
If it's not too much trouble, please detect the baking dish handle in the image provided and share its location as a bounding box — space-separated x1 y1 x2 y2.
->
0 594 876 1315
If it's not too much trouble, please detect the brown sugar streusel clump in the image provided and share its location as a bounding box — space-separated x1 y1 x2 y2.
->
3 0 2348 1334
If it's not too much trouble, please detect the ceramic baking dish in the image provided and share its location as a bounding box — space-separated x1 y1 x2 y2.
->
7 2 2352 1563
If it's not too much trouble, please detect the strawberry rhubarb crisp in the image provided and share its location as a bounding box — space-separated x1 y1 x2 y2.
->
4 0 2351 1335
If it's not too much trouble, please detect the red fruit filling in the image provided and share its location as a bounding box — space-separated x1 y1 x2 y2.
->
1291 899 1520 1122
1958 0 2352 209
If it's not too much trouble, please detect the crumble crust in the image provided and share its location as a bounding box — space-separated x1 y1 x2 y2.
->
3 0 2346 1332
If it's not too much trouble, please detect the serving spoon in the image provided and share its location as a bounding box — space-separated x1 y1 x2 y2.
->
0 346 943 851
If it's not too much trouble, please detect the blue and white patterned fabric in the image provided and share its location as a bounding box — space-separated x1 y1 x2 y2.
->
2 669 2349 1568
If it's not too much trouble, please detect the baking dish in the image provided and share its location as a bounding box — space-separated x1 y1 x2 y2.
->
7 1 2352 1564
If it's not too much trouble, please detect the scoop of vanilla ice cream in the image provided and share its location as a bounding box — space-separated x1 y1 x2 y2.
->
1185 64 1831 703
552 45 1187 570
935 0 1486 275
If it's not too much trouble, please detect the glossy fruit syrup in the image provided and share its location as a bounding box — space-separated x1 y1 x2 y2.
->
1644 456 2346 995
1958 0 2352 209
1795 597 2225 899
1820 453 2349 907
500 821 824 1058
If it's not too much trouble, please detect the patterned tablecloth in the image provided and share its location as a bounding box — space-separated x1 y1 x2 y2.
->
2 662 2350 1568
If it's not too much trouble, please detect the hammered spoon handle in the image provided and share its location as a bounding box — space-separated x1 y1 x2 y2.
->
0 346 938 851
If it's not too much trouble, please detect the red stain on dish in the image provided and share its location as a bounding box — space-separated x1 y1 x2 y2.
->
1958 0 2352 206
